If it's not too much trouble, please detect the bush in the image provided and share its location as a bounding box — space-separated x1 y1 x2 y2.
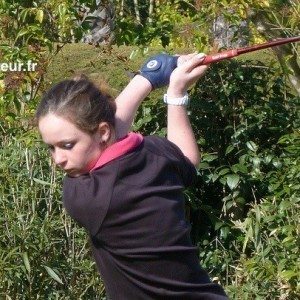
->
228 131 300 299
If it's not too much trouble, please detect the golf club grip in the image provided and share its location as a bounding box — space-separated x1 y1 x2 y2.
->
202 49 238 65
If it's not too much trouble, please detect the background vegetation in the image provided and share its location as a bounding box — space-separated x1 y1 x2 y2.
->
1 0 299 299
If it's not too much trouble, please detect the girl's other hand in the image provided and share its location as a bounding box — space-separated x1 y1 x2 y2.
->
167 53 208 98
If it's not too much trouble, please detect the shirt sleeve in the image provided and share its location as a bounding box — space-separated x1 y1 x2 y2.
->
62 167 118 236
146 136 197 187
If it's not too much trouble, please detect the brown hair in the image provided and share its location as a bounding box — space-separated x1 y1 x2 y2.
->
36 75 116 134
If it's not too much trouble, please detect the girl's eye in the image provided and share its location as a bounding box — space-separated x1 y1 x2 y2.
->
62 143 74 150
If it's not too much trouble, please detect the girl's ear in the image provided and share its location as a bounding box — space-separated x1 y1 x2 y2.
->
98 122 112 144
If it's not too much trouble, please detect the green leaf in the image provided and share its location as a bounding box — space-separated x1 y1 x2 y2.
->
211 173 219 182
280 270 297 280
236 197 245 205
231 163 248 174
36 9 44 23
15 28 29 40
19 8 30 23
242 220 253 253
202 154 218 162
44 266 63 284
198 162 210 170
33 178 51 185
264 154 274 164
272 159 282 168
246 141 258 152
214 221 224 230
226 174 240 190
58 4 67 17
218 168 230 176
22 252 30 273
219 176 227 186
225 145 234 155
252 157 260 167
280 200 291 210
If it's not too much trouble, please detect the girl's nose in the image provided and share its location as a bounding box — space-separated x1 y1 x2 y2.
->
52 149 67 167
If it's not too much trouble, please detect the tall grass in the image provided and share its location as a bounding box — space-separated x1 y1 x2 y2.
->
0 130 105 299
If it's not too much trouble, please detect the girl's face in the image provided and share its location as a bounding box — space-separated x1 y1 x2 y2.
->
38 113 110 177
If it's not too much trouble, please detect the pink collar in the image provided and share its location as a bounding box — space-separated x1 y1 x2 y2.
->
89 132 143 172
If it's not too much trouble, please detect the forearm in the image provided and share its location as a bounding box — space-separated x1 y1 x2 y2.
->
114 75 152 139
167 104 200 167
165 53 207 167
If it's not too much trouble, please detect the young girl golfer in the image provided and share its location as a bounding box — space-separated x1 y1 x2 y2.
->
37 53 228 299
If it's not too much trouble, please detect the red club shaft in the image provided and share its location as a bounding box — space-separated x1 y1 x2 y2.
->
202 36 300 65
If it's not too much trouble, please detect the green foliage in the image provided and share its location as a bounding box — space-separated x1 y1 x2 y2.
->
0 131 105 299
0 0 92 132
115 0 206 49
114 0 299 49
228 131 300 299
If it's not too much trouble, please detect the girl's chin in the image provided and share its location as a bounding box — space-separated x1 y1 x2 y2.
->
65 169 85 177
64 162 94 177
67 172 81 178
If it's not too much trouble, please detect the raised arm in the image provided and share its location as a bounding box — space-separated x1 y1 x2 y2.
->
114 54 179 139
114 75 152 139
166 53 208 167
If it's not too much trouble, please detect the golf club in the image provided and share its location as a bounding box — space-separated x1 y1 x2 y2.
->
202 36 300 65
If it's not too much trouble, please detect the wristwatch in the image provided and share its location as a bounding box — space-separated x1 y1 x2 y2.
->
163 93 189 106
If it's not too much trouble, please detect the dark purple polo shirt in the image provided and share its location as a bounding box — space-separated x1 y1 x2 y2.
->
63 135 228 299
